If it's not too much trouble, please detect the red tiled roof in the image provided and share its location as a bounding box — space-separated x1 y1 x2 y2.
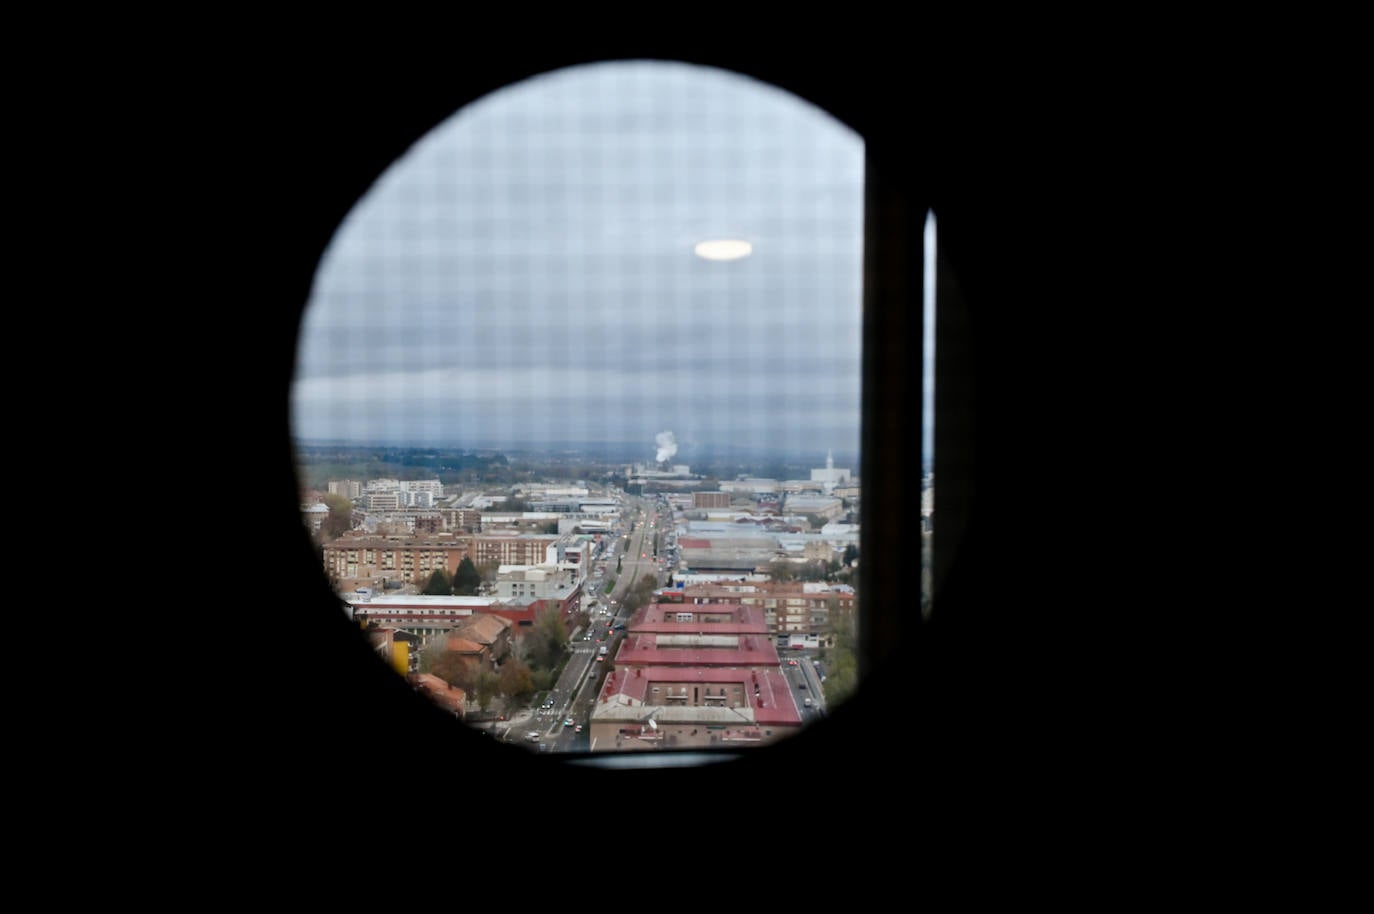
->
613 633 779 667
637 602 770 630
599 665 801 725
408 673 466 713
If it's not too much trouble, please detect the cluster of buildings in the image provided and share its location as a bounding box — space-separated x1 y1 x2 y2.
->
301 480 624 538
301 453 883 732
327 477 447 509
585 579 855 751
353 578 852 746
373 613 516 716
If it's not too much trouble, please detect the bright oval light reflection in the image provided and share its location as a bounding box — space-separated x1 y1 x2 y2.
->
694 239 753 261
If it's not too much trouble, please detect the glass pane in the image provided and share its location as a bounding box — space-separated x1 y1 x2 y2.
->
292 60 864 758
921 210 936 620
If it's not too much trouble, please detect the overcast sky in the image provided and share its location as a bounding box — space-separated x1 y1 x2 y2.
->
292 60 866 464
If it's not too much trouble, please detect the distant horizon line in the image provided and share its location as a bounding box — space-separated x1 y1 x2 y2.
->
291 436 866 462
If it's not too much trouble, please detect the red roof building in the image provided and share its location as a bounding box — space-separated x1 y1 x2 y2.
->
587 601 807 752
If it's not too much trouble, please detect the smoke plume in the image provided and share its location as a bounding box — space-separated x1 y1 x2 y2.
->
655 430 678 464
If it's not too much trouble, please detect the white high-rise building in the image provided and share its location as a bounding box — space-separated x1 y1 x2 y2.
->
810 450 851 492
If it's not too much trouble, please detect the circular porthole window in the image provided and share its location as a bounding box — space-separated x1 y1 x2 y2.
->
291 59 866 761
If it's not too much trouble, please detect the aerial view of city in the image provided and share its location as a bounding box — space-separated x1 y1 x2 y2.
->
294 439 913 753
289 59 936 756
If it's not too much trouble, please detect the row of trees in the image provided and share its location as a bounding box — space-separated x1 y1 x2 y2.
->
820 601 858 708
421 557 484 595
618 571 659 615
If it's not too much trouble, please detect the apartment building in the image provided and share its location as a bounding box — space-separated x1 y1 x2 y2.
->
495 564 577 600
322 533 560 586
341 593 540 643
439 508 481 532
662 581 857 647
327 479 363 499
364 491 401 511
692 491 730 509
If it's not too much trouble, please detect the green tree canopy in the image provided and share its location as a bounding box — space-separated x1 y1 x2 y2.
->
473 668 500 713
524 606 569 670
477 560 500 585
422 568 451 595
822 602 859 708
320 493 354 540
767 560 797 582
498 659 535 703
452 556 482 595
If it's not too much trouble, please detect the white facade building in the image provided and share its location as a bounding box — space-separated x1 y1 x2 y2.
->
810 450 852 492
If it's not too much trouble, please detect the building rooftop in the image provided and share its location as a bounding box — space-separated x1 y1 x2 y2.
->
594 665 802 726
343 593 498 608
637 602 770 628
613 632 779 667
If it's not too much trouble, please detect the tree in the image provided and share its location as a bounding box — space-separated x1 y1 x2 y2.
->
452 556 482 595
320 493 354 540
822 601 859 708
422 568 451 595
622 578 656 614
418 634 448 675
767 560 797 582
513 607 571 673
473 668 500 713
430 651 477 692
498 659 535 704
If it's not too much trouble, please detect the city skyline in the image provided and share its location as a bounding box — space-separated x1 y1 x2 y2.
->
291 60 866 460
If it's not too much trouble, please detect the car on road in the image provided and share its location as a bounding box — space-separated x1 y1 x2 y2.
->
563 717 574 727
574 724 583 733
787 659 798 666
